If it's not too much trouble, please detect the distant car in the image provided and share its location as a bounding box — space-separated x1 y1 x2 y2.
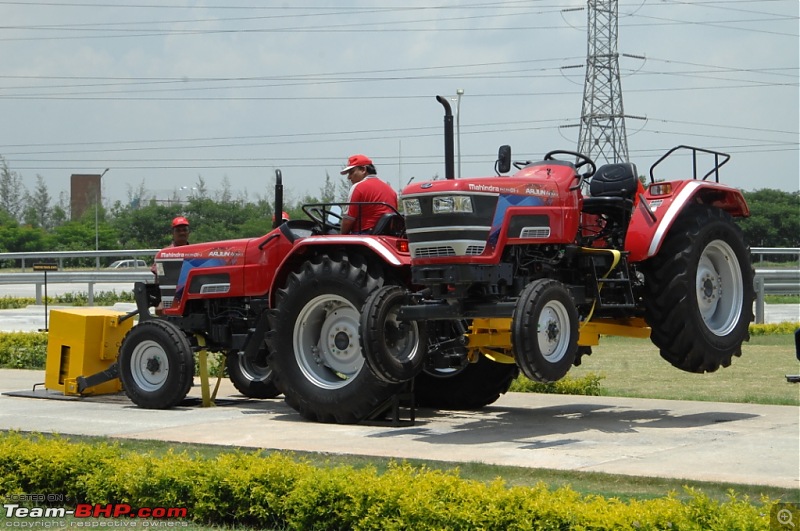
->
107 259 148 269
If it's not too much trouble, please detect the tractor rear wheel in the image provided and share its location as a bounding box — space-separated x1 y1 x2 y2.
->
226 349 280 399
118 320 194 409
414 355 519 410
512 279 579 383
644 205 754 373
267 253 401 424
360 285 427 384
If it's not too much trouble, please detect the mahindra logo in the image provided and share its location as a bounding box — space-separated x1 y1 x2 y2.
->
421 183 433 189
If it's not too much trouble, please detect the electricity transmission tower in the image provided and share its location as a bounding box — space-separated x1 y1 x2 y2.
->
577 0 629 164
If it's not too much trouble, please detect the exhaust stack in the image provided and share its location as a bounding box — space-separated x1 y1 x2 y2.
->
436 95 455 180
273 169 284 228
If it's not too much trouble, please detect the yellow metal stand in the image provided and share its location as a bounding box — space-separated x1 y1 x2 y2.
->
195 336 223 407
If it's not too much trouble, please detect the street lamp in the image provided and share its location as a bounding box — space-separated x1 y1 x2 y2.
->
95 169 109 264
456 89 464 179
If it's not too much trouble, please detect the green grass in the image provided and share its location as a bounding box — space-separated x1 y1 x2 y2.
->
562 334 800 405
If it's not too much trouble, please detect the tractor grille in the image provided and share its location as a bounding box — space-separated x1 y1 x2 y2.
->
412 243 486 258
414 246 455 258
403 193 497 258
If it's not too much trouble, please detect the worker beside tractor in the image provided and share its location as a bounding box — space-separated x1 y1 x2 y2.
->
50 96 754 426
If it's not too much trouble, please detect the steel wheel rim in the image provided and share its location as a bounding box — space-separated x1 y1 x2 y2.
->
130 339 169 392
382 307 422 364
696 239 743 336
239 356 272 382
293 294 363 389
537 300 571 363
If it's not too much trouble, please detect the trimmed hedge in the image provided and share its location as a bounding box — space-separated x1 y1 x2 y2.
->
0 432 774 530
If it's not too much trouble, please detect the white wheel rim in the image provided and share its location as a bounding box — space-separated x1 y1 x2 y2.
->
130 339 169 392
537 300 571 363
293 294 364 390
696 239 743 336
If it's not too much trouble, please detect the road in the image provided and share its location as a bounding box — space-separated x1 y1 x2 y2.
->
1 368 797 489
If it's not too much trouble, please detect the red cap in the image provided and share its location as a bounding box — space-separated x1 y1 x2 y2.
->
340 154 373 175
272 211 290 222
172 216 189 228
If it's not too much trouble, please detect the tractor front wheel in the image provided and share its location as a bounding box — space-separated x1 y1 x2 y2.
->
118 320 194 409
360 285 427 384
226 349 280 399
512 279 579 383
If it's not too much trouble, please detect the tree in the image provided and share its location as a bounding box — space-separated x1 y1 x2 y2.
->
0 156 25 221
22 175 52 229
738 189 799 249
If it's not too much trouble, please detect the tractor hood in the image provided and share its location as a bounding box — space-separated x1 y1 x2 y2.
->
400 163 580 262
154 236 265 310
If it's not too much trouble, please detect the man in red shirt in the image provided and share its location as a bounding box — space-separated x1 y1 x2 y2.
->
339 154 397 234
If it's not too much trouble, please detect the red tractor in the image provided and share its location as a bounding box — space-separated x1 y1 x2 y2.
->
359 96 754 402
119 172 419 423
118 96 753 425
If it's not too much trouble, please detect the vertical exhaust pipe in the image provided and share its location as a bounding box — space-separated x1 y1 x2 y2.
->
273 169 284 228
436 95 455 180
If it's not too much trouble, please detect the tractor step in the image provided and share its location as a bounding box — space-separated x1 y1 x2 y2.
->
589 254 636 310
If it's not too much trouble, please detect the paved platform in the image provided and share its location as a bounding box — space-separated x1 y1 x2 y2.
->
1 369 797 490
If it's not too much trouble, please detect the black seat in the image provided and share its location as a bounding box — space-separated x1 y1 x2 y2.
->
583 163 638 213
371 213 405 237
582 163 639 247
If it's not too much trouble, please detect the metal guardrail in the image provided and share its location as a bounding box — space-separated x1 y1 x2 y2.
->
750 247 800 262
753 269 800 324
0 271 154 305
0 249 159 271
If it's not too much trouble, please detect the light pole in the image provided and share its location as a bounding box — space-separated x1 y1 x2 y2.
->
95 169 109 262
456 89 464 179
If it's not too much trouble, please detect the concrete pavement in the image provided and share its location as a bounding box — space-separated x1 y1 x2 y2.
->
1 368 797 489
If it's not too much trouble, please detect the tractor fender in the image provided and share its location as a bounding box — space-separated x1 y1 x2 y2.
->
625 180 749 262
268 235 412 307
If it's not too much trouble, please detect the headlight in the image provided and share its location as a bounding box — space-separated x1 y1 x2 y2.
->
433 195 473 214
401 198 422 216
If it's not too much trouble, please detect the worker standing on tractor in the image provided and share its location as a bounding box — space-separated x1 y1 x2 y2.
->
151 216 190 276
169 216 191 247
339 154 397 234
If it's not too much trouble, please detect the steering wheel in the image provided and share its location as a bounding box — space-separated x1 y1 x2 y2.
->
544 150 596 179
305 205 343 234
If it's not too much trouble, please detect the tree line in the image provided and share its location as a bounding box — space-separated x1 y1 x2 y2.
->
0 156 797 263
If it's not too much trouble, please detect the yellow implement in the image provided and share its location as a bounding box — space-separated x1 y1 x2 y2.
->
45 308 133 396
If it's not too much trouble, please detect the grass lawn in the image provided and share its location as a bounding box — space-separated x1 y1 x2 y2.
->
565 334 799 405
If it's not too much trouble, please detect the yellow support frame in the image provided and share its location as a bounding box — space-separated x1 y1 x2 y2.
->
465 316 650 361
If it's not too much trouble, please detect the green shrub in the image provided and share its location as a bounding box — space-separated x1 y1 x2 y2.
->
749 322 799 336
0 432 774 530
510 372 605 395
0 332 48 369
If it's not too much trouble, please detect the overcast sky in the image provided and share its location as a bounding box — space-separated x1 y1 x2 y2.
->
0 0 797 210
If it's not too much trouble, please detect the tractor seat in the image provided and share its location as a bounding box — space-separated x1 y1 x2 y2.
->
371 212 405 237
582 162 638 215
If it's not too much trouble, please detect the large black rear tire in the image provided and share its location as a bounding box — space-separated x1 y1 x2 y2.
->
414 355 519 410
267 253 402 424
118 320 194 409
644 205 754 373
